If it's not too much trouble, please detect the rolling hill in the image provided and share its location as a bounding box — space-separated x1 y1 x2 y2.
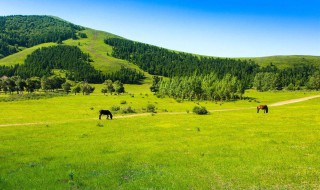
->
0 15 320 90
1 15 319 73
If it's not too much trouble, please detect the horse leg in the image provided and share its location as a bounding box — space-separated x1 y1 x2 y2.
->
99 114 102 120
257 108 259 113
106 114 109 119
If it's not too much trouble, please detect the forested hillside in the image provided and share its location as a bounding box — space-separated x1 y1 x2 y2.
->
0 45 144 83
105 38 258 88
0 15 83 58
106 38 320 92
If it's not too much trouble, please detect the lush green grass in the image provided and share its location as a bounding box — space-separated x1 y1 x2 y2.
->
0 85 320 189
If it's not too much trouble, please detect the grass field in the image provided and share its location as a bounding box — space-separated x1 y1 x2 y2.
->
0 85 319 189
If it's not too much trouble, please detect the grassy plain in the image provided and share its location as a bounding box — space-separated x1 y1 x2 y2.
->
0 85 320 189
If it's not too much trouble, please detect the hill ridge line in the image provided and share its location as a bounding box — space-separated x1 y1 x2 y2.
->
0 95 319 127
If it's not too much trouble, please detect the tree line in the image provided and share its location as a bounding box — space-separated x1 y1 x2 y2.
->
0 75 127 96
0 15 84 58
0 45 144 84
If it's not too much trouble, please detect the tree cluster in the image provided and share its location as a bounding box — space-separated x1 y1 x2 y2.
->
253 64 320 91
0 75 97 95
0 75 65 94
0 15 83 58
101 80 125 95
156 73 245 101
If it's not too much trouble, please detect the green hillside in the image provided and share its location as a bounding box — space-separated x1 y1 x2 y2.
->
63 29 143 74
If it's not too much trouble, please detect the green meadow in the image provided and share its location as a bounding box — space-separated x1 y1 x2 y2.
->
0 85 319 189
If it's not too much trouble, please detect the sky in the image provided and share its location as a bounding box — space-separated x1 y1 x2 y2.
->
0 0 319 57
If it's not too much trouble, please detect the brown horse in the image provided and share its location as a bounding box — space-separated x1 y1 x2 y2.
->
257 105 268 113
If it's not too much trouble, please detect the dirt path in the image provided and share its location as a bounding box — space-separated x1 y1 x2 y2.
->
1 95 319 128
269 95 320 107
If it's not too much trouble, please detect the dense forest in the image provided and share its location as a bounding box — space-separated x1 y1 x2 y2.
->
0 15 83 58
0 45 144 84
105 38 320 93
105 38 258 88
15 45 103 82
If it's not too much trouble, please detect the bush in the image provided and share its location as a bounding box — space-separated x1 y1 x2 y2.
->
121 106 135 114
193 106 208 115
120 100 127 104
111 105 120 111
146 104 156 113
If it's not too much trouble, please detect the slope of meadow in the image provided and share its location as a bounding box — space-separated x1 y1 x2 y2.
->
64 29 144 74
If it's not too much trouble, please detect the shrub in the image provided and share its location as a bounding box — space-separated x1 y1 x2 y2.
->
111 105 120 111
121 106 135 114
193 106 208 115
146 104 156 113
176 99 183 103
120 100 127 104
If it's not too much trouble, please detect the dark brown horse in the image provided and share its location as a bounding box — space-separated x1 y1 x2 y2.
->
257 105 268 113
99 110 113 120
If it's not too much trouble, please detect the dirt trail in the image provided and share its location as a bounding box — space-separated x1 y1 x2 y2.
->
1 95 319 127
269 95 320 107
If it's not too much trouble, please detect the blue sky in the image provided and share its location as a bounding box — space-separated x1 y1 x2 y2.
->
0 0 319 57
